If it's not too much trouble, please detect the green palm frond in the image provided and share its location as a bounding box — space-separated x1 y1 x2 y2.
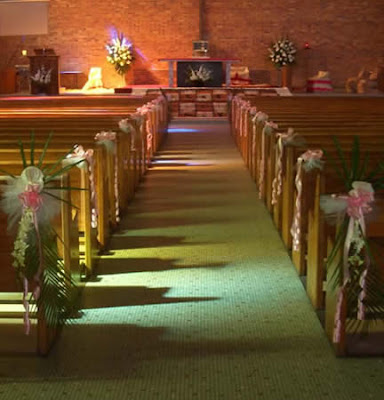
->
364 161 384 182
332 136 349 188
42 146 76 176
326 217 348 289
322 146 345 185
357 151 369 181
18 139 27 169
44 158 85 183
43 189 80 210
350 136 360 183
30 131 35 166
0 168 16 178
29 228 79 328
37 131 54 169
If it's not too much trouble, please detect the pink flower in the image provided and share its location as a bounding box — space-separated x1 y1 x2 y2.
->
346 181 374 219
19 185 43 211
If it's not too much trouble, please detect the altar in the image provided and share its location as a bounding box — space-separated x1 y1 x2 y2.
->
159 58 239 87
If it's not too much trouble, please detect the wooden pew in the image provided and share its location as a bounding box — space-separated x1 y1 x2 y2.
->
231 94 384 355
0 95 169 356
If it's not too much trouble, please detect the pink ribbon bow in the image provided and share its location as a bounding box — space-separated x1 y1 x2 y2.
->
333 181 374 343
258 121 278 199
271 128 296 205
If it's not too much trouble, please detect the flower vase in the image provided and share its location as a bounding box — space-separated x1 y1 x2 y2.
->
280 66 292 88
119 73 126 88
36 84 47 95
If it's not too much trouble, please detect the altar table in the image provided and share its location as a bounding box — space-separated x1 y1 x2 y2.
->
159 58 239 87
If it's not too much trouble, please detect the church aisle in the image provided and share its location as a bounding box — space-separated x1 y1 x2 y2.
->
0 120 383 399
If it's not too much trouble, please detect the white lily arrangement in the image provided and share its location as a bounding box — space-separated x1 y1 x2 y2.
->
188 65 212 84
106 31 134 76
268 38 296 69
30 65 52 85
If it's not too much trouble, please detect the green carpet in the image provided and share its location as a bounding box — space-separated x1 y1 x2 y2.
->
0 120 383 399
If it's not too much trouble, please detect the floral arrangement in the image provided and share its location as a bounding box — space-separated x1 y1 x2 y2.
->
30 65 52 85
320 136 384 344
106 32 134 76
188 65 212 85
268 38 296 69
0 134 81 334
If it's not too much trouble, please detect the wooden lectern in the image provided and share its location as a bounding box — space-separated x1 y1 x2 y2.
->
29 54 60 95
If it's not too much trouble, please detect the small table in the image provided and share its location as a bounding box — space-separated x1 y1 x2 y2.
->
60 70 83 89
159 58 240 87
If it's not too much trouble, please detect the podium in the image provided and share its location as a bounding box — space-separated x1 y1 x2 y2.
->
29 55 60 95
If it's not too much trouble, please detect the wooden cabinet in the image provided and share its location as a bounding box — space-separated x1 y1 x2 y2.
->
0 68 16 94
29 55 60 95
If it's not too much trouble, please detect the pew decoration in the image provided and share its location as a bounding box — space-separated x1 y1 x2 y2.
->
95 131 120 223
0 135 80 334
64 145 98 228
291 150 324 251
320 182 379 343
271 128 298 205
119 117 139 151
321 137 384 344
258 120 278 199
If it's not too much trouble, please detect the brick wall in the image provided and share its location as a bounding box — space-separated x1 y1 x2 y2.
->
0 0 383 89
205 0 384 88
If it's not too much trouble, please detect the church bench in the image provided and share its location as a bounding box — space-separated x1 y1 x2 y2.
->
265 137 384 356
237 96 384 113
0 134 133 261
0 94 169 182
0 95 168 260
0 95 150 109
231 95 384 355
272 138 384 231
270 144 384 356
256 131 384 227
0 132 135 229
0 96 168 357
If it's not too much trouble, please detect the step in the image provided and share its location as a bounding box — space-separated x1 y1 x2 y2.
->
0 303 37 318
0 318 37 354
0 292 36 304
0 292 25 303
